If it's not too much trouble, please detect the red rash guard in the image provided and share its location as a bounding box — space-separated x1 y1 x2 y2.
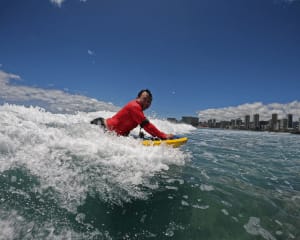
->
106 100 168 139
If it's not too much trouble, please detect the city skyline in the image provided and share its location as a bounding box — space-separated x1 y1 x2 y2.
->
202 112 299 132
197 101 300 122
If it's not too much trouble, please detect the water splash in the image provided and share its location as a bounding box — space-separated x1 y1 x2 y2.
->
0 104 192 213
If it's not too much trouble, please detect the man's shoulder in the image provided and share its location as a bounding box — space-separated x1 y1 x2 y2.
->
125 99 142 111
127 99 141 107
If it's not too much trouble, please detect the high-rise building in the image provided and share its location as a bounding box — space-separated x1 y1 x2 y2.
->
212 119 216 128
287 114 293 129
279 119 288 130
167 118 178 123
245 115 250 129
231 119 236 128
236 118 242 128
271 113 278 130
254 114 260 130
181 116 199 127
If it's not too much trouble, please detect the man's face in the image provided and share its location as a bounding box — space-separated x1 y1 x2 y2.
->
139 92 152 110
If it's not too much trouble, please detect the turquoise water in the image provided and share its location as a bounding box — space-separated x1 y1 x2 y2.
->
1 105 300 239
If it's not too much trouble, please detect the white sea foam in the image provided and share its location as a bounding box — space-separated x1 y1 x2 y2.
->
200 170 210 179
244 217 276 240
181 200 189 206
200 184 214 191
165 186 179 191
0 209 104 240
202 151 215 159
166 178 185 185
192 204 209 210
0 104 193 212
221 209 229 216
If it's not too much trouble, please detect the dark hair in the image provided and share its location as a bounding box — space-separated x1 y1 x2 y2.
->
137 89 152 99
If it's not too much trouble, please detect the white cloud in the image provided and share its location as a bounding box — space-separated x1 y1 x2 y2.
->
50 0 87 7
198 102 300 122
0 70 21 85
50 0 65 7
88 49 95 56
0 70 118 113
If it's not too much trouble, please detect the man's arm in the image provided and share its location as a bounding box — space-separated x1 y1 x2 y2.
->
142 121 174 139
143 122 167 139
130 103 173 139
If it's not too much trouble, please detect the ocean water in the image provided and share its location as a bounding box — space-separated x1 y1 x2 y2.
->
1 104 300 240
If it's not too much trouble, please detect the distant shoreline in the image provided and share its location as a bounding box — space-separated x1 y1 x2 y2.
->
198 126 300 135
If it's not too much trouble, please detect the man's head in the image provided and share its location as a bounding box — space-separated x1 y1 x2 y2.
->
137 89 152 110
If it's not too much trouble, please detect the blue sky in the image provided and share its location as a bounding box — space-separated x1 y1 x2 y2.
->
1 0 300 118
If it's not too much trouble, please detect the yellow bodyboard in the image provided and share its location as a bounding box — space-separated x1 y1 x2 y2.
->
142 137 188 148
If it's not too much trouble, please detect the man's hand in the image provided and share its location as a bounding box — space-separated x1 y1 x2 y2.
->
166 134 174 139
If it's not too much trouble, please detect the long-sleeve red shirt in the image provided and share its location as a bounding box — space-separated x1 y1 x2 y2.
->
106 100 167 139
